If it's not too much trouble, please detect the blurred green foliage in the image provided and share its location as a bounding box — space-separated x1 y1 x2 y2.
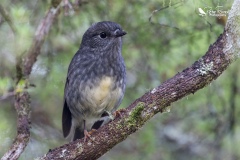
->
0 0 239 159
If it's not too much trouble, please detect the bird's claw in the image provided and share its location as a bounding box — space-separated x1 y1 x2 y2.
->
83 129 96 142
113 108 127 119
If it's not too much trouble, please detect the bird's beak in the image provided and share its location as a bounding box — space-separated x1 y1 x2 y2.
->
115 29 127 37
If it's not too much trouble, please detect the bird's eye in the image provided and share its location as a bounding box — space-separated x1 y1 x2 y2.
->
99 32 107 39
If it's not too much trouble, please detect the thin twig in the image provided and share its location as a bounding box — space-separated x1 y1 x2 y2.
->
148 1 184 30
0 4 16 33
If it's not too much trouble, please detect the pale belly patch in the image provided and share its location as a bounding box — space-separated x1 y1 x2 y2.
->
93 76 112 103
83 76 122 113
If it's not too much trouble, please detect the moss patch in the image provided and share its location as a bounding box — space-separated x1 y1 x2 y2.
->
126 102 145 128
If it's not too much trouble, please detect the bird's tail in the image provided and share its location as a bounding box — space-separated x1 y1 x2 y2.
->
73 127 85 141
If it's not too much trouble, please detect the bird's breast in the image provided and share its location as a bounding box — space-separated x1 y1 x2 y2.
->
93 76 113 103
82 76 123 114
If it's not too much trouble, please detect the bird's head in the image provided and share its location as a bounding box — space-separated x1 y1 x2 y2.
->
80 21 127 52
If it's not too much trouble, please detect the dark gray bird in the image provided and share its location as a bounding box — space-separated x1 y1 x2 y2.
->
62 21 126 141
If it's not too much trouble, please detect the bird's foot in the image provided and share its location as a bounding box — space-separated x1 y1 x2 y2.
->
113 108 127 119
83 129 96 142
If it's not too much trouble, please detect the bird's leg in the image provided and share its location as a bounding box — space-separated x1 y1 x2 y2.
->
83 120 91 142
83 120 98 142
89 129 97 134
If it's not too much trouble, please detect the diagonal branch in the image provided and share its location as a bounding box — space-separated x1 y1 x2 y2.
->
1 1 62 160
39 0 240 159
0 4 16 33
23 1 62 77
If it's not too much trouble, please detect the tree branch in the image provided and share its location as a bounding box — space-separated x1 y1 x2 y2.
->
1 1 62 160
39 0 240 159
0 4 16 33
23 1 62 77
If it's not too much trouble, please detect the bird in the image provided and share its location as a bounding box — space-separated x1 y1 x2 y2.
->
62 21 126 141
